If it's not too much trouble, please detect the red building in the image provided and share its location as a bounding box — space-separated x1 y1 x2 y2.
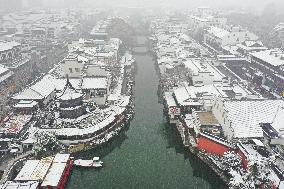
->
197 132 234 156
236 143 249 170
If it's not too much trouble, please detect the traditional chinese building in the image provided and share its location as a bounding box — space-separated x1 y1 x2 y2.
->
58 78 85 119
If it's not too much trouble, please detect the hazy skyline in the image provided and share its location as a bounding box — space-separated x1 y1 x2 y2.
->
1 0 283 11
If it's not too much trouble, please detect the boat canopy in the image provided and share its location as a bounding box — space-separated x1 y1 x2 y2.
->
93 157 100 161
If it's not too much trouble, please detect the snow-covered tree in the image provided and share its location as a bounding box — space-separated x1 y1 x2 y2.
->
229 158 274 189
229 169 248 188
246 159 274 189
222 151 242 171
32 131 61 157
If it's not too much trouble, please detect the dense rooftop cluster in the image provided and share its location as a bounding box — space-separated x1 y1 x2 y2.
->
152 7 284 188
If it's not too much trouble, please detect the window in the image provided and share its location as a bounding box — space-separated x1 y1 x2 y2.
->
69 68 73 73
195 81 203 84
8 52 12 59
96 90 106 97
75 68 80 72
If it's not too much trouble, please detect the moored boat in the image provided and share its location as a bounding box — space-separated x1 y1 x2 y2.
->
74 157 103 168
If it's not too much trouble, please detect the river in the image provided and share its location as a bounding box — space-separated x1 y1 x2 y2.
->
67 36 227 189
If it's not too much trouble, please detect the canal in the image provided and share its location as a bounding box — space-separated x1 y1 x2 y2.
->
67 36 227 189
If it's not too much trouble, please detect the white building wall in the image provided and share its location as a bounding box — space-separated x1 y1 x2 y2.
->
94 95 107 106
211 97 234 140
61 59 83 78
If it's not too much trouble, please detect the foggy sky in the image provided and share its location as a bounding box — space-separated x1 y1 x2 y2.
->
1 0 283 12
45 0 281 8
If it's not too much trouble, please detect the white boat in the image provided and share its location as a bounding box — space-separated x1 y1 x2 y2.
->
74 157 103 168
93 157 103 164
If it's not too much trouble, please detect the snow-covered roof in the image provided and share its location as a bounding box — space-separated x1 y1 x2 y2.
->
0 65 13 84
174 83 255 107
232 84 251 97
53 78 81 91
251 49 284 67
236 43 267 52
271 107 284 136
78 55 89 63
21 137 35 145
58 79 83 101
273 23 284 32
0 65 9 75
53 153 70 163
64 53 79 61
237 142 264 161
164 92 177 107
14 100 38 108
207 26 229 39
41 162 67 187
243 40 263 47
173 86 201 106
82 77 108 89
13 88 43 100
252 139 264 146
13 75 55 100
0 181 39 189
14 157 54 181
0 41 20 52
224 100 284 138
173 85 223 106
183 59 225 82
191 15 208 22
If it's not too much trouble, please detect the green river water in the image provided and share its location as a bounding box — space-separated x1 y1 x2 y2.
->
67 36 227 189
